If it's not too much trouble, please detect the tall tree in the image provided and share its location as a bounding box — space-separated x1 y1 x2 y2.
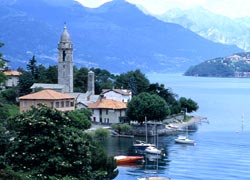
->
74 67 88 93
91 68 116 94
127 92 170 123
26 55 38 81
0 42 7 84
115 69 150 96
179 97 199 113
45 65 57 84
18 71 34 96
146 83 177 105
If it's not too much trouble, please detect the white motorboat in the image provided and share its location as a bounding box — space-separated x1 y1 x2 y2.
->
145 146 162 155
133 140 155 150
174 135 195 145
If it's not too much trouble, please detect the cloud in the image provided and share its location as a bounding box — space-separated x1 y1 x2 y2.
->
75 0 250 18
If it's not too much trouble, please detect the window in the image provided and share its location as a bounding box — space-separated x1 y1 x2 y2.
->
106 109 108 115
23 101 28 107
66 101 69 107
51 102 54 108
61 101 64 107
63 51 66 61
56 102 59 108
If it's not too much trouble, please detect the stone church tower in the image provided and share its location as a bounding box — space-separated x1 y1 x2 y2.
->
58 25 73 93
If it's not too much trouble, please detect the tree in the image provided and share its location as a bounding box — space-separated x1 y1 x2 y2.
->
66 109 92 130
127 92 170 123
0 43 7 84
2 105 118 179
179 97 199 113
45 65 58 84
91 68 116 94
115 69 150 96
26 55 38 81
74 67 88 93
18 71 34 96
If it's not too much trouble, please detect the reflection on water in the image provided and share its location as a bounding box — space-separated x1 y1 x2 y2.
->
109 74 250 179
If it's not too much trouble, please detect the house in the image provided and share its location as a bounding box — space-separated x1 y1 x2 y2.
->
101 89 132 103
88 98 127 124
71 91 99 110
19 89 75 112
3 70 22 88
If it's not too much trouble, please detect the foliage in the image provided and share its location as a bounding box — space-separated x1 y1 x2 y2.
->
44 65 58 84
111 123 132 134
27 55 38 80
66 109 92 130
127 92 170 123
115 69 150 96
2 105 117 179
146 83 179 114
91 68 116 95
0 43 7 84
179 97 199 113
0 87 19 104
94 128 110 140
18 71 34 96
74 67 88 93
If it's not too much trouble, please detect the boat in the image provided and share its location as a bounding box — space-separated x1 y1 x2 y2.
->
174 135 195 145
133 140 155 150
145 146 162 155
114 155 144 165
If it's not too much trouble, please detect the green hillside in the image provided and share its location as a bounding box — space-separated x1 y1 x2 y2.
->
184 52 250 77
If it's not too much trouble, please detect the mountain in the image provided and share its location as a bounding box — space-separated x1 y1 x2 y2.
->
157 7 250 51
0 0 242 73
184 52 250 78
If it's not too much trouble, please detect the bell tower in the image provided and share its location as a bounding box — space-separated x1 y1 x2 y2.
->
58 24 73 93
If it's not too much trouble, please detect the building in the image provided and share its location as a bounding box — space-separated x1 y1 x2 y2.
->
101 89 132 103
3 70 22 88
58 24 73 93
88 99 127 124
19 89 75 112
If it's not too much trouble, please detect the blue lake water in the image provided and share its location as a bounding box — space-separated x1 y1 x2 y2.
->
113 74 250 180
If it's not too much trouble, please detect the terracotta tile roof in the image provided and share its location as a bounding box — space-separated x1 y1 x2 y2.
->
88 99 127 109
4 71 22 76
19 89 74 100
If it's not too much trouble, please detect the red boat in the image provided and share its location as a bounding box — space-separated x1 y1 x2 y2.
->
114 155 144 165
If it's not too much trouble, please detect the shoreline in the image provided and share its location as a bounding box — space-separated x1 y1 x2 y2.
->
131 115 208 137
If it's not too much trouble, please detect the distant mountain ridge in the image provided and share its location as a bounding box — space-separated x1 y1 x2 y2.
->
0 0 242 73
184 52 250 78
157 7 250 51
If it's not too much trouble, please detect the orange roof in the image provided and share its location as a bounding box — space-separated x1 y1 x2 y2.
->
88 99 127 109
4 71 22 76
19 89 74 100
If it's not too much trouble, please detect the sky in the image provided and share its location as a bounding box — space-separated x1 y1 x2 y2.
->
75 0 250 19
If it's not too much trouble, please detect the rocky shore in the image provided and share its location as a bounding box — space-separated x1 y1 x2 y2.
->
131 115 207 137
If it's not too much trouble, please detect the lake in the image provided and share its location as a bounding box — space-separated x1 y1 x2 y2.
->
111 73 250 180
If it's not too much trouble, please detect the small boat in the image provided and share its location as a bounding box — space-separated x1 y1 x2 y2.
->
114 155 144 165
174 135 195 145
133 140 155 150
145 146 162 155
